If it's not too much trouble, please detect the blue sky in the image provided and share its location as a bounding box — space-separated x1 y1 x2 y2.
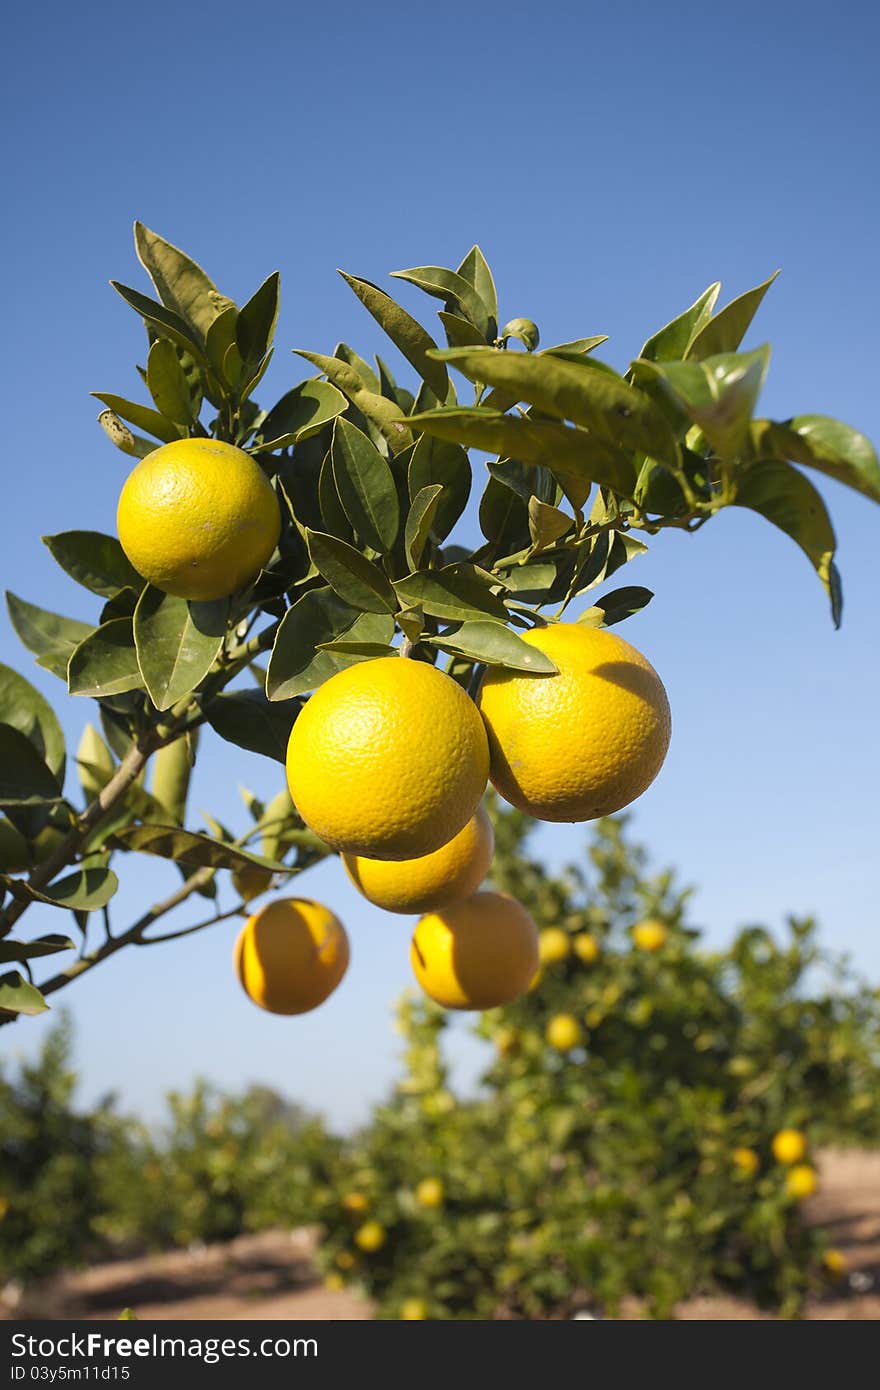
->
2 0 878 1130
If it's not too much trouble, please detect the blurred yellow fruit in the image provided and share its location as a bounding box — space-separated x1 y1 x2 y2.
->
573 932 600 964
400 1298 428 1320
732 1146 759 1178
539 927 571 965
234 898 349 1015
0 1197 8 1222
546 1014 583 1051
117 438 280 600
410 891 539 1011
772 1128 807 1165
823 1248 847 1277
495 1026 519 1055
343 805 493 913
324 1273 346 1291
342 1191 369 1213
786 1164 818 1200
478 623 670 821
232 864 274 904
335 1250 356 1270
287 658 489 860
632 920 668 952
415 1178 444 1208
355 1221 387 1252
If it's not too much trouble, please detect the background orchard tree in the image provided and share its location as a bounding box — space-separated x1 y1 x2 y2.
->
1 227 879 1020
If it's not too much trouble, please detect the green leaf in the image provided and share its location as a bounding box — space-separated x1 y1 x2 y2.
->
91 392 182 444
6 593 93 679
687 271 779 360
256 379 348 451
8 866 119 912
637 283 721 363
633 347 770 460
111 281 206 362
42 531 143 599
435 348 680 472
133 588 227 711
0 972 48 1016
0 935 74 964
205 689 300 763
457 246 498 329
134 222 235 341
113 823 287 874
331 417 401 553
76 723 116 801
0 725 63 809
479 475 531 551
375 356 414 413
405 485 443 570
406 407 635 503
304 530 397 613
334 342 382 393
439 311 487 348
237 272 281 365
146 338 201 425
318 450 353 542
294 351 413 455
391 265 491 337
528 497 573 552
733 459 841 624
205 306 239 385
267 587 395 699
317 640 396 659
578 586 654 627
96 410 159 459
407 435 472 540
394 564 508 622
749 416 880 506
339 271 449 399
427 620 556 673
68 619 143 698
396 605 424 645
0 664 66 782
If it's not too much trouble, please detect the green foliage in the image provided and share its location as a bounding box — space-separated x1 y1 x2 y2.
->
318 809 880 1319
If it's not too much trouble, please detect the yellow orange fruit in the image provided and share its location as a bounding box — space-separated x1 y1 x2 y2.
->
822 1248 847 1277
343 805 493 913
342 1192 369 1213
233 898 349 1015
772 1129 807 1165
400 1298 428 1320
478 622 670 821
324 1273 346 1291
355 1221 386 1252
410 891 539 1011
732 1147 760 1178
335 1250 356 1270
538 927 571 965
573 932 600 964
786 1164 818 1200
632 919 668 952
415 1178 444 1209
545 1014 583 1051
286 658 489 860
117 438 280 600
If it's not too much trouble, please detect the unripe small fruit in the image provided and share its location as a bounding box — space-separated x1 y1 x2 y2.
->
355 1221 386 1252
546 1014 582 1051
415 1178 444 1209
632 920 668 952
772 1128 807 1165
538 927 571 965
573 932 600 964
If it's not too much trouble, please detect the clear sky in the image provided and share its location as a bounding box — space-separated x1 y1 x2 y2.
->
2 0 878 1131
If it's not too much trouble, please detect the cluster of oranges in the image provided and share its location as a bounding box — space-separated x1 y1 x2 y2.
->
731 1128 820 1201
116 438 672 1018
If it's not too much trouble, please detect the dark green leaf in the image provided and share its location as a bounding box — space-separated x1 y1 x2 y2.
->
134 223 235 341
391 265 490 337
318 450 353 542
68 619 143 698
0 725 63 809
637 283 721 363
439 311 487 348
479 475 531 551
257 379 347 452
334 342 382 393
0 935 74 964
205 689 299 763
733 459 841 624
6 592 93 679
331 418 400 553
394 564 508 622
687 271 779 360
404 485 443 570
113 823 287 873
267 587 395 699
133 588 227 711
528 497 573 551
237 272 281 365
578 586 654 627
396 605 424 645
110 281 206 361
376 356 415 414
8 866 118 911
427 620 556 673
294 351 413 454
91 392 182 443
304 530 397 613
317 640 396 658
42 531 143 599
146 338 201 425
0 664 66 782
339 271 449 399
749 416 880 505
407 435 472 540
0 972 48 1016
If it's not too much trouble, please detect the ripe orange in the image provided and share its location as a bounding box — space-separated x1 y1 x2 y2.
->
343 805 493 913
545 1014 583 1050
410 891 539 1010
772 1129 807 1165
234 898 349 1015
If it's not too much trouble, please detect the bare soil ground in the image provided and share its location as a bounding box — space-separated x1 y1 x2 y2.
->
6 1149 878 1321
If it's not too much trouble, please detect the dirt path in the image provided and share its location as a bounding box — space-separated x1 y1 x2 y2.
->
7 1149 879 1321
